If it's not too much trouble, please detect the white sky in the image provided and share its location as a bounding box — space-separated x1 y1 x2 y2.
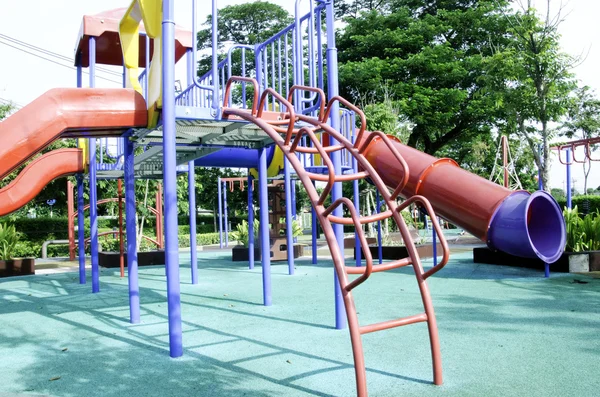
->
0 0 598 192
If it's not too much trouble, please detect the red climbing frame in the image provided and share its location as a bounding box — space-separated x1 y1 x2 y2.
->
222 77 450 397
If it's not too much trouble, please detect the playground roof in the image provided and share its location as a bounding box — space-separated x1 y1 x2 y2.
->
74 8 193 68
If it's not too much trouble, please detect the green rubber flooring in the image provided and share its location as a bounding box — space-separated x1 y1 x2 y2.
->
0 251 598 397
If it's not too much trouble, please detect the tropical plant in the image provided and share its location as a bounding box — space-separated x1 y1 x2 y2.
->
0 222 20 260
232 220 251 247
563 206 600 252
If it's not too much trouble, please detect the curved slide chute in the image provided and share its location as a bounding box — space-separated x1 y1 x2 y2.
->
0 88 147 180
0 149 84 216
358 132 566 263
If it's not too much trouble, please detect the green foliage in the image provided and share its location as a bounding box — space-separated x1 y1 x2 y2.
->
563 206 600 252
0 102 14 120
178 233 233 248
338 0 514 155
556 196 600 216
232 220 250 247
0 223 19 260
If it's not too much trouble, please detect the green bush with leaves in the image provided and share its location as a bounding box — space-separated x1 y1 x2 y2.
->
563 206 600 252
0 223 20 260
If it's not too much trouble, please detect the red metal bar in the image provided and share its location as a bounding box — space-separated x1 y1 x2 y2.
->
223 76 447 395
118 179 124 278
67 180 75 261
360 313 428 335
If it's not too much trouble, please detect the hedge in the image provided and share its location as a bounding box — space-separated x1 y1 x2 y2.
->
555 195 600 216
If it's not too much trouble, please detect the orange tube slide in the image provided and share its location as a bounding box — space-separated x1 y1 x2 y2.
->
0 88 147 179
359 132 565 262
0 149 84 216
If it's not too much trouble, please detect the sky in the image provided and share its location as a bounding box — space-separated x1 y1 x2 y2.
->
0 0 599 192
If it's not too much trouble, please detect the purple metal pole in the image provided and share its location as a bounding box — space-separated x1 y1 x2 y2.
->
325 0 346 330
76 174 86 284
566 148 572 209
189 163 198 284
218 177 223 248
211 0 219 114
88 36 100 293
537 145 550 278
353 145 361 267
291 180 298 244
124 137 140 323
311 181 318 264
376 190 382 265
224 183 229 248
76 64 85 285
432 221 438 267
163 0 183 357
248 173 255 269
284 159 295 275
258 148 272 306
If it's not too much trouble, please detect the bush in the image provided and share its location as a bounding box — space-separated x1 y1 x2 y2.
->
0 223 19 260
563 206 600 252
556 195 600 217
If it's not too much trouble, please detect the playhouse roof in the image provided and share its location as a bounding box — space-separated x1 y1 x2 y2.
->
74 8 193 68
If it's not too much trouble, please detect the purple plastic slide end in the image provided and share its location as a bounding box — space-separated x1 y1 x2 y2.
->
487 191 566 263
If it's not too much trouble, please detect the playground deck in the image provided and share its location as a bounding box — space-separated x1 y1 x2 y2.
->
0 250 598 397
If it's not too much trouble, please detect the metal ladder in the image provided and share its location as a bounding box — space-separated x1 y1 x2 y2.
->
222 76 450 397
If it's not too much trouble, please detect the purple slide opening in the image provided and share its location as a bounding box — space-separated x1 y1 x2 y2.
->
488 191 566 263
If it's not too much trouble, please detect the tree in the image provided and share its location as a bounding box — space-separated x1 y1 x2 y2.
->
0 102 14 120
196 2 292 77
497 0 577 191
561 85 600 194
337 0 515 156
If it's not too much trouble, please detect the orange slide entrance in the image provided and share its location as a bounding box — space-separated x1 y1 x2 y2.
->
0 88 147 215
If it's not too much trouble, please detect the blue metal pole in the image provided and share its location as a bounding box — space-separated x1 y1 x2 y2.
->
325 0 346 330
124 137 140 323
76 174 86 284
218 177 223 248
224 182 229 248
353 148 361 267
432 221 438 267
311 181 318 265
163 0 183 358
189 162 198 284
376 190 382 265
284 159 295 275
566 148 572 209
76 64 85 285
537 145 550 278
88 36 100 293
248 172 255 270
258 148 272 306
211 0 219 115
291 180 298 244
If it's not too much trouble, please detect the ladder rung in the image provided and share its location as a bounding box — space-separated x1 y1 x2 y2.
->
359 313 427 335
346 258 411 275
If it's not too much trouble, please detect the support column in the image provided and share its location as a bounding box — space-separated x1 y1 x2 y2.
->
566 148 572 209
376 190 382 265
124 137 140 323
224 182 229 248
88 36 99 293
248 172 255 270
284 158 294 275
77 174 86 284
325 1 346 329
218 177 223 248
258 148 272 306
311 181 318 265
163 0 183 357
189 162 198 284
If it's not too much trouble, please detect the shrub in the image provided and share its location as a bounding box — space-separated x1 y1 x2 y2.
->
556 195 600 217
0 223 19 260
563 206 600 252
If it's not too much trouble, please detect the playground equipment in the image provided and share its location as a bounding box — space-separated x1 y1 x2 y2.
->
0 1 568 395
489 135 523 190
552 136 600 208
